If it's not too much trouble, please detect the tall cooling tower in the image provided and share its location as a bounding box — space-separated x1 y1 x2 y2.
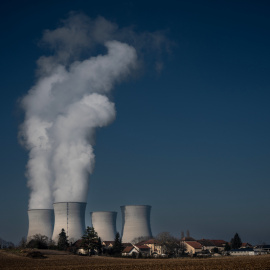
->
27 209 54 241
52 202 86 243
121 205 152 243
91 211 117 241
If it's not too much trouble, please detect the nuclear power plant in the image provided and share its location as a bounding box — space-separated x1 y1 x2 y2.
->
27 204 152 243
121 205 152 243
22 18 153 247
27 209 54 241
91 211 117 241
52 202 86 242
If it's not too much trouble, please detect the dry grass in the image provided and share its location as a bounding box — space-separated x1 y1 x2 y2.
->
1 250 270 270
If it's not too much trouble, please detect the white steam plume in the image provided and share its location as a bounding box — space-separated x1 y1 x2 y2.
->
19 14 137 209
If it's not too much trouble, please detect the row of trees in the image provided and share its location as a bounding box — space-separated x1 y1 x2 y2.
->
21 231 68 250
17 229 243 257
24 226 124 255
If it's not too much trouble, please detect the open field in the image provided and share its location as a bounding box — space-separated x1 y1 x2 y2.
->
1 250 270 270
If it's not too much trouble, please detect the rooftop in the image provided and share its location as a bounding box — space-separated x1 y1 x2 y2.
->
122 246 135 253
185 241 202 249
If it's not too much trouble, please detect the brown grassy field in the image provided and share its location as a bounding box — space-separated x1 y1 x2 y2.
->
1 250 270 270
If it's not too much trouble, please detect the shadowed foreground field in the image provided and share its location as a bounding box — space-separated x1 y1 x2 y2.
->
1 250 270 270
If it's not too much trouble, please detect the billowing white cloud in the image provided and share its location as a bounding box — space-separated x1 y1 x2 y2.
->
20 15 137 209
20 12 169 209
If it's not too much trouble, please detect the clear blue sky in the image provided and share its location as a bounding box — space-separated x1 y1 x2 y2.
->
1 0 270 245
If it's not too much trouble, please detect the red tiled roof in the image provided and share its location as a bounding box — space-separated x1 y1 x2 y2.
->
135 245 150 250
197 239 215 247
185 241 202 249
241 243 252 247
135 238 161 246
210 240 227 247
122 246 135 253
144 239 156 244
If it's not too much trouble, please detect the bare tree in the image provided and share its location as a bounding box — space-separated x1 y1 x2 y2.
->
156 232 185 257
26 234 49 249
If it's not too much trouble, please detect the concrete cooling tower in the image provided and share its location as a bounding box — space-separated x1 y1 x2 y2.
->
121 205 152 243
52 202 86 243
91 211 117 241
27 209 54 241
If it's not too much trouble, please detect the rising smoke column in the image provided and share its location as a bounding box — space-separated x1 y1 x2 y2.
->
19 14 137 209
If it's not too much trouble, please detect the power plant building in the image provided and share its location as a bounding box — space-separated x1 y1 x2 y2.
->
27 209 54 241
121 205 152 243
91 211 117 241
52 202 86 243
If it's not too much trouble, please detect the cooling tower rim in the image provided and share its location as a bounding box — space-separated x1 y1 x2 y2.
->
120 205 151 208
90 211 117 214
28 209 53 211
53 201 87 205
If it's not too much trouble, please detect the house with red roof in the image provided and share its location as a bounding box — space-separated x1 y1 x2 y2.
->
102 241 114 249
122 244 151 256
197 239 216 252
241 242 253 249
184 241 203 254
135 238 165 255
122 245 138 256
210 240 227 252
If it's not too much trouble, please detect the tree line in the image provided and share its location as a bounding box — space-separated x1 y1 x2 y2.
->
20 226 124 256
10 230 244 257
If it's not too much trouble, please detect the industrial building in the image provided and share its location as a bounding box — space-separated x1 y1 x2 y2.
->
91 211 117 241
27 203 153 244
121 205 152 243
52 202 86 243
27 209 54 241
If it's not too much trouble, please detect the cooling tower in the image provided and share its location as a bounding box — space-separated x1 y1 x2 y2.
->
91 211 117 241
121 205 152 243
27 209 54 241
52 202 86 243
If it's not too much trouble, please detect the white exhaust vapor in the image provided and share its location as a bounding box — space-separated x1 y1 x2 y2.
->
19 14 137 209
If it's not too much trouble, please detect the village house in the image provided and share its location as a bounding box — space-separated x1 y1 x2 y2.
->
197 239 216 252
102 241 114 248
183 239 227 254
135 244 151 256
210 240 227 252
241 242 253 249
72 239 88 255
184 241 203 254
101 241 114 254
135 239 166 255
122 245 139 256
121 244 151 256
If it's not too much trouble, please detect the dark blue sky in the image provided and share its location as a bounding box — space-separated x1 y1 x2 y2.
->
1 0 270 245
